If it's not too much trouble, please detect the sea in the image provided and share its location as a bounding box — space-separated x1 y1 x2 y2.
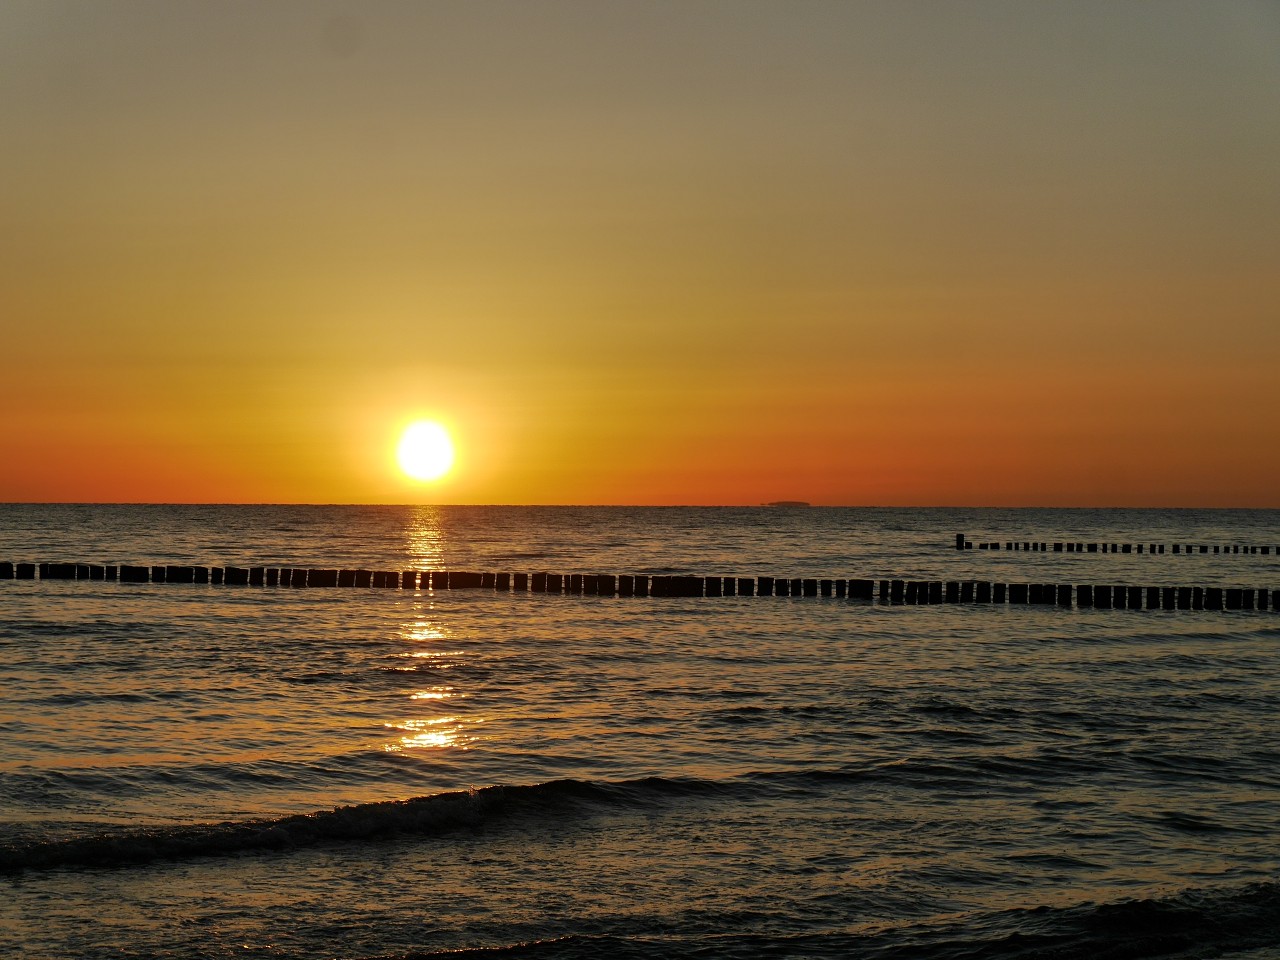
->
1 505 1278 960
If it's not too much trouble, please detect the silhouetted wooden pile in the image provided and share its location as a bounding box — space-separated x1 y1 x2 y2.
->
955 533 1277 555
2 560 1276 612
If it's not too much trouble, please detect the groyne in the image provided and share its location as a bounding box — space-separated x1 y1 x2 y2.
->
955 534 1277 555
2 561 1276 612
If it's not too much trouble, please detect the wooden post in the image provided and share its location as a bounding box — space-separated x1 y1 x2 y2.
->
738 577 756 597
119 564 147 583
890 580 905 604
514 573 528 591
704 576 722 597
956 534 966 550
1077 584 1094 607
757 576 774 596
667 575 702 597
945 581 960 603
976 581 992 603
993 582 1007 603
1009 583 1028 604
1056 584 1072 606
961 581 975 603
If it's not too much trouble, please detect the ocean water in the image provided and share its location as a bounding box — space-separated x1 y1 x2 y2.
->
1 505 1278 960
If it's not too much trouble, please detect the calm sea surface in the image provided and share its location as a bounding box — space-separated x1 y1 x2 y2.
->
1 506 1278 959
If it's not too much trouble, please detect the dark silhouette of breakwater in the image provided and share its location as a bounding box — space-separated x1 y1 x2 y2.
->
2 561 1276 612
955 533 1277 555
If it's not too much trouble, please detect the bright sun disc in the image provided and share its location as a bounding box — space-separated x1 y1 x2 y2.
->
397 421 455 481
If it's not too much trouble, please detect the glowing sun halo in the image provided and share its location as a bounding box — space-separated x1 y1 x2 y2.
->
397 421 455 481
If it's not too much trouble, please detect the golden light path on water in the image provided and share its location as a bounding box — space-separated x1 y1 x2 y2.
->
404 508 446 571
386 592 482 754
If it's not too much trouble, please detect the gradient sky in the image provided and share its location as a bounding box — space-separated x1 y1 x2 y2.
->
3 1 1277 505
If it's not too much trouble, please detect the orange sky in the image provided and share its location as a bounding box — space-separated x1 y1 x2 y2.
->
3 2 1278 506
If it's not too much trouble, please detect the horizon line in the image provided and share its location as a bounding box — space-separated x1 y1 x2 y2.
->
3 502 1279 511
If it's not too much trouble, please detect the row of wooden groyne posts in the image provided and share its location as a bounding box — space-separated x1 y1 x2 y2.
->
4 561 1277 612
956 534 1278 555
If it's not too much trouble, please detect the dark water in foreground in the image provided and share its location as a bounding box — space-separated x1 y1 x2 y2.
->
1 506 1278 959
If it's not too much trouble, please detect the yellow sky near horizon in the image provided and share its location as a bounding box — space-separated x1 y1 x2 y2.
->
3 1 1278 506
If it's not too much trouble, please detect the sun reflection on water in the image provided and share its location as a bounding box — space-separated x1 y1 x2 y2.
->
383 716 479 752
387 593 479 752
410 686 459 701
402 619 448 644
404 506 447 572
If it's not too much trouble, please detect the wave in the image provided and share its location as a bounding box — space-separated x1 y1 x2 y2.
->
370 881 1280 960
5 757 1274 874
0 775 728 873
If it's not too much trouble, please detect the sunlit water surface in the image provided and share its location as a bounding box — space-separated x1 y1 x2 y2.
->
1 506 1278 959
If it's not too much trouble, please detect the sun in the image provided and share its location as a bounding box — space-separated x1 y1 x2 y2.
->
397 421 455 481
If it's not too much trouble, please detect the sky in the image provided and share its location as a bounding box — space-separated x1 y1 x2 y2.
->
2 0 1278 506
